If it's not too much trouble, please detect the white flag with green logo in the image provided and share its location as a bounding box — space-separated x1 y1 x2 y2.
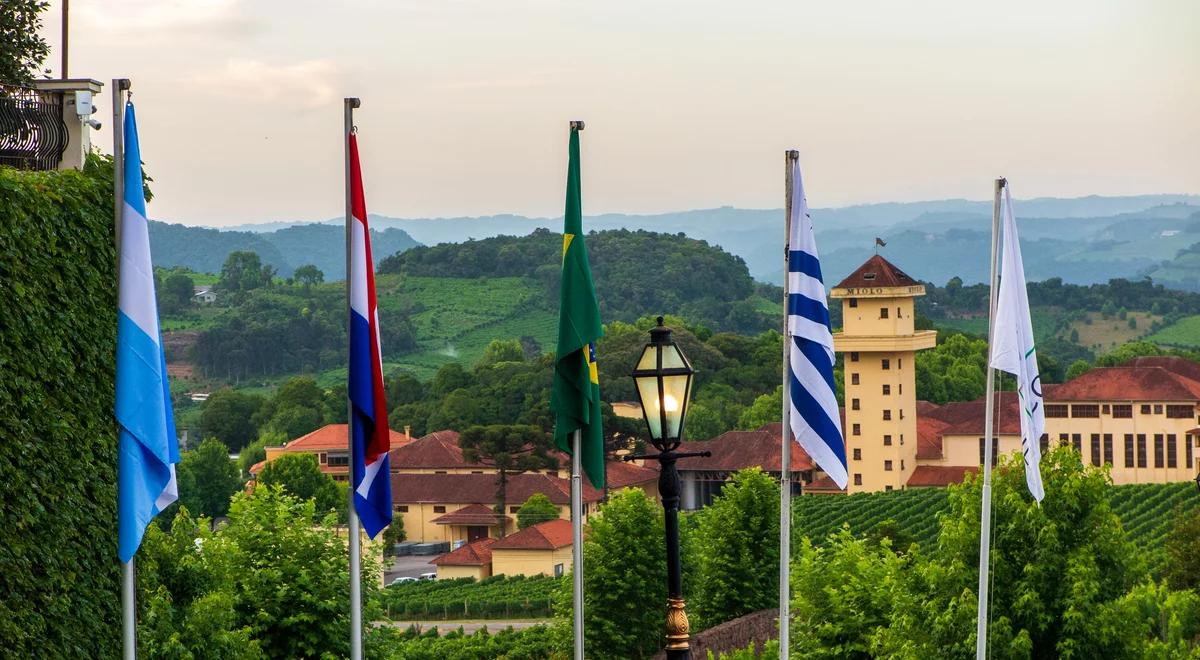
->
990 185 1045 502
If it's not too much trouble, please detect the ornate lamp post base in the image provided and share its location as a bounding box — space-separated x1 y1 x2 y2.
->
665 597 691 651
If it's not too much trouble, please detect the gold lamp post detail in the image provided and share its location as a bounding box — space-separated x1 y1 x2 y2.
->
628 316 709 659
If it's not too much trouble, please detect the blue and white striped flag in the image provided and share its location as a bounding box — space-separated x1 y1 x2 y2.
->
116 101 180 561
786 160 847 489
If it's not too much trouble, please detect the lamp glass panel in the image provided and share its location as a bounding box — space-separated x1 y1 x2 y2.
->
635 375 663 439
662 374 690 438
636 345 659 371
661 344 687 370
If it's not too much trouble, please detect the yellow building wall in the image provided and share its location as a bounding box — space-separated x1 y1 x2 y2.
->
397 502 600 543
491 546 573 578
436 564 490 581
833 287 935 494
927 409 1199 486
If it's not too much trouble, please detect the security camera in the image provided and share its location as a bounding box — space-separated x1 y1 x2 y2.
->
86 118 102 130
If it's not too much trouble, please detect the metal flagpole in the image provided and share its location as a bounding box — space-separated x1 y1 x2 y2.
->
975 177 1006 660
778 149 798 659
114 76 135 660
345 96 364 660
571 428 585 660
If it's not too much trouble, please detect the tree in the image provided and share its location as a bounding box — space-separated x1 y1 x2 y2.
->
292 264 324 291
460 425 559 537
237 431 284 477
381 518 407 556
199 388 264 452
255 453 342 518
160 271 194 313
692 468 780 629
176 438 242 520
253 376 328 439
0 1 49 84
875 446 1146 658
517 493 560 529
555 488 666 659
1065 359 1091 381
218 251 272 292
1164 505 1200 591
478 339 525 367
738 386 781 430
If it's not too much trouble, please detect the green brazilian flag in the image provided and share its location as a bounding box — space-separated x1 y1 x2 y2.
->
551 126 605 489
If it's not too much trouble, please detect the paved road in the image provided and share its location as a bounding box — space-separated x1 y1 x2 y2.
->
381 620 550 635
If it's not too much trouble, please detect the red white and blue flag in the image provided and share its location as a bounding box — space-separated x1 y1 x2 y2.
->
348 133 392 538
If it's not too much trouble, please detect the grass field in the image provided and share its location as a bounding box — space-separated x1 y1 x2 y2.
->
934 308 1061 343
1067 311 1160 353
376 275 553 378
1146 315 1200 348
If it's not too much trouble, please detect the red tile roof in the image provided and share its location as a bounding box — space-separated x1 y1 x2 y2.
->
916 417 950 459
834 255 919 290
804 475 845 493
1050 366 1200 402
675 421 841 473
391 472 602 506
937 393 1022 436
605 460 659 488
1122 356 1200 384
431 503 508 526
907 465 978 487
287 424 413 452
491 519 574 551
431 538 496 566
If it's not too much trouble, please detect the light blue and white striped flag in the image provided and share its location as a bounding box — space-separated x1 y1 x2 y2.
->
116 101 180 561
786 160 847 489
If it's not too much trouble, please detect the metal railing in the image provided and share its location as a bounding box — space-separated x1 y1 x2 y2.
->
0 83 68 171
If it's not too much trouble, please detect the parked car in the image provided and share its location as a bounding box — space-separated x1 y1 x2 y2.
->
388 576 418 587
419 572 436 580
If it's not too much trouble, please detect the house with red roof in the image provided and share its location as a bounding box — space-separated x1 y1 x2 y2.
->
249 424 414 482
388 429 658 543
489 519 574 578
430 537 496 581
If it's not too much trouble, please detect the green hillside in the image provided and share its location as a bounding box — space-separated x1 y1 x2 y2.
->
1147 315 1200 348
793 481 1197 577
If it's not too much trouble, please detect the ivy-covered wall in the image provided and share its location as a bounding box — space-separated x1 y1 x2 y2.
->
0 157 120 657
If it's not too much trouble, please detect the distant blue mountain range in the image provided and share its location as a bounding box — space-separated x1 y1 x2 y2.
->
153 194 1200 290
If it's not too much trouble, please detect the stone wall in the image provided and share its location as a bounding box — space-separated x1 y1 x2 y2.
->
652 609 779 660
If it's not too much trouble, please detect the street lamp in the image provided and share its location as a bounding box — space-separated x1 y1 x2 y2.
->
627 316 710 660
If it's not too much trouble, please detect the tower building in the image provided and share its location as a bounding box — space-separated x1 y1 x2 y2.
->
830 256 937 493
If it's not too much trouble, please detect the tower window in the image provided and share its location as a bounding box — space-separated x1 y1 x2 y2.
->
854 474 863 486
852 398 860 411
883 434 892 446
884 460 893 471
849 298 858 308
851 373 860 385
882 384 891 395
882 358 891 370
853 448 862 460
883 410 892 421
852 424 861 436
880 307 889 319
850 352 860 362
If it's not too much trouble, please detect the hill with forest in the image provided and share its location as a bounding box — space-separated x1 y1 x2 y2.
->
147 220 420 278
161 228 780 385
185 194 1200 289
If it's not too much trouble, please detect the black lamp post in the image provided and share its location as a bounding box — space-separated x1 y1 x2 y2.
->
625 317 710 659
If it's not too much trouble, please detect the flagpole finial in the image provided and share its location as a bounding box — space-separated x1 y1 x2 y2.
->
346 97 361 109
570 120 585 131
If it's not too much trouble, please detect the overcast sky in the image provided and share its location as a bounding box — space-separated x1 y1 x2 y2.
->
38 0 1200 226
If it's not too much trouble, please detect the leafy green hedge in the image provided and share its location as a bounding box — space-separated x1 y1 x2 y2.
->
0 158 120 657
378 575 561 620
